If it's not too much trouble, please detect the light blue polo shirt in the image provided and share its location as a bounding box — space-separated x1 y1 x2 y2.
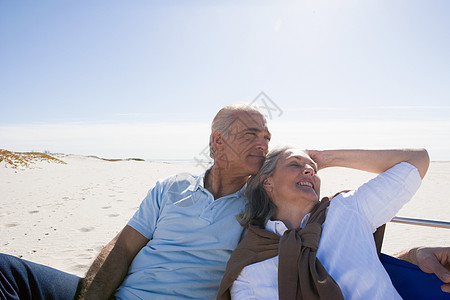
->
115 171 247 299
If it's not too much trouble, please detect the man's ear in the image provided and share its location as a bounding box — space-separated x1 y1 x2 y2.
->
211 130 225 153
262 177 273 193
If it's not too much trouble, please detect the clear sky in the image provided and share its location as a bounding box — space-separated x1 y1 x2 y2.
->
1 1 449 161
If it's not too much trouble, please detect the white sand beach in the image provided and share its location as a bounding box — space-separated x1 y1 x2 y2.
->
1 153 449 277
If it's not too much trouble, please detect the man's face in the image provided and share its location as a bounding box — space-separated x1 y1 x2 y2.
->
221 111 271 176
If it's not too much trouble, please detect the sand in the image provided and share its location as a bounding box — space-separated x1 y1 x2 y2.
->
1 154 449 277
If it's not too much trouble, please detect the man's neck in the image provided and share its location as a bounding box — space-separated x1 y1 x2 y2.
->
204 165 249 200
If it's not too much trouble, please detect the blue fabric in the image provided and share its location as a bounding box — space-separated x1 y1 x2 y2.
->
381 253 450 300
115 172 247 299
0 253 81 300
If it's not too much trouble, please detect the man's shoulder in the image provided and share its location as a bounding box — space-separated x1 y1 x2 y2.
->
157 172 204 191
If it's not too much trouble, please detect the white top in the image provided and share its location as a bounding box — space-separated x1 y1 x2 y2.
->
231 162 422 300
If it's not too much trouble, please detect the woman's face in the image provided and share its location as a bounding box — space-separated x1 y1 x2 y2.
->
263 149 321 211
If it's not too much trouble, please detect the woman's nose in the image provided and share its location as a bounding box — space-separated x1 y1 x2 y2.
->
303 165 315 176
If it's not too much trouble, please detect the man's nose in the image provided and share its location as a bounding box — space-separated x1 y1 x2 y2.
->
256 137 269 154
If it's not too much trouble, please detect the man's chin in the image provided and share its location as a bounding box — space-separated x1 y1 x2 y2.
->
240 166 261 177
249 163 264 176
247 157 265 171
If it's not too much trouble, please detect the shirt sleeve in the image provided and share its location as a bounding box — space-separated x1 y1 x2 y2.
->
230 270 257 300
127 179 165 240
337 162 422 232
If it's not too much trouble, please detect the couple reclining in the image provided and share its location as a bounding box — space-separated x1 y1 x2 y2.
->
1 103 449 299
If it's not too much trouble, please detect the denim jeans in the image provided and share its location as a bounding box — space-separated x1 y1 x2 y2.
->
0 253 81 300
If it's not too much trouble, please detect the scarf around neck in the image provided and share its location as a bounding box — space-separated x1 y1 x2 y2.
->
217 196 344 300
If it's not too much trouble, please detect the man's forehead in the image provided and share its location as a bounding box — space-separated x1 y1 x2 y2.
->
231 111 268 130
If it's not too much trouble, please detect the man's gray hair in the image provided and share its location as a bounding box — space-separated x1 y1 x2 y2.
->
238 146 292 227
209 103 264 159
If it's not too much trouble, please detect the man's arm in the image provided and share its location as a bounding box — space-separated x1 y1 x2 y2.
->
396 247 450 293
75 225 150 300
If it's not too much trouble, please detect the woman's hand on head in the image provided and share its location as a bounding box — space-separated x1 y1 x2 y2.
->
304 150 329 171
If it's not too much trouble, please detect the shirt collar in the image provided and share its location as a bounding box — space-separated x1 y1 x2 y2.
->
193 169 208 191
265 213 311 236
194 167 247 198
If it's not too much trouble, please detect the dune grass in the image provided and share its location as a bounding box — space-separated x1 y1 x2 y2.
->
0 149 66 168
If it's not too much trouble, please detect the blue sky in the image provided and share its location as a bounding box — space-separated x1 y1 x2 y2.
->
1 1 449 160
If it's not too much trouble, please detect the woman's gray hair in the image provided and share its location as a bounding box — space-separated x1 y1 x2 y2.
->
238 146 292 227
209 103 263 159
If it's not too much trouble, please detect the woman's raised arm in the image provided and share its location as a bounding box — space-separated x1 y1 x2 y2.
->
306 148 430 179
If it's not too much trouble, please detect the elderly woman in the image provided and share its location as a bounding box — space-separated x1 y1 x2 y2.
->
218 147 430 300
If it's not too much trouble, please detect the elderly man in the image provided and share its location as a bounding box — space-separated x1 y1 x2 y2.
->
0 103 449 299
78 103 271 299
0 103 270 299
